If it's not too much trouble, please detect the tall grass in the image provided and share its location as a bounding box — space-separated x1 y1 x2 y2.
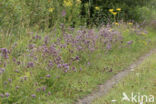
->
0 0 154 33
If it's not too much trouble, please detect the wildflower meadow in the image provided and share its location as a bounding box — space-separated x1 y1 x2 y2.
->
0 0 156 104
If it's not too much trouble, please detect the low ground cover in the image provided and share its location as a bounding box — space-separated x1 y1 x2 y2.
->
92 50 156 104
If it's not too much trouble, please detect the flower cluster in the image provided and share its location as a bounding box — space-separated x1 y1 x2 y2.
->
1 48 9 59
109 8 121 15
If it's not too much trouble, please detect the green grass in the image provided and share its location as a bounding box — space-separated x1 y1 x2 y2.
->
0 26 156 104
45 28 156 104
92 49 156 104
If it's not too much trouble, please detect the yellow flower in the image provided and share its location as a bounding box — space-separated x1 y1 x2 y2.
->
114 22 119 25
48 8 54 13
76 0 81 4
95 6 100 11
116 8 121 11
64 0 72 7
112 12 117 15
128 22 133 25
109 9 114 13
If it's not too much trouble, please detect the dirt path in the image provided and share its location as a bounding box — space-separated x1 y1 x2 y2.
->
76 49 156 104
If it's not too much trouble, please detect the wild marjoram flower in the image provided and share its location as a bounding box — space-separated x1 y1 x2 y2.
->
31 94 36 98
46 74 51 78
27 62 34 68
127 40 133 45
1 48 9 59
5 93 10 97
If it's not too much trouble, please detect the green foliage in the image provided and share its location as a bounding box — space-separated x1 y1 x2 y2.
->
81 0 152 25
0 0 154 31
0 0 82 31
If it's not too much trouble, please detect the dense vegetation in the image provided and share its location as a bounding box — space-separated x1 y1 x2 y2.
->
0 0 156 104
0 0 155 31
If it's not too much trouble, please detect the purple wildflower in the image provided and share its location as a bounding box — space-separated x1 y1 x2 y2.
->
64 65 70 70
34 56 37 60
0 93 4 98
48 91 51 96
24 76 27 80
8 78 12 83
27 62 34 68
13 58 16 62
69 49 73 53
48 61 53 67
15 69 19 73
42 86 46 92
16 86 20 90
62 10 66 17
72 67 76 71
109 68 113 72
0 68 5 72
17 61 21 65
64 70 68 73
46 74 51 78
1 48 9 59
5 92 10 97
31 94 36 98
106 43 112 50
57 64 62 68
127 40 133 45
29 44 35 50
33 35 41 40
73 56 80 61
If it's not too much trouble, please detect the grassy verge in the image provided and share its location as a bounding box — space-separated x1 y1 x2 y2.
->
0 25 156 104
92 48 156 104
